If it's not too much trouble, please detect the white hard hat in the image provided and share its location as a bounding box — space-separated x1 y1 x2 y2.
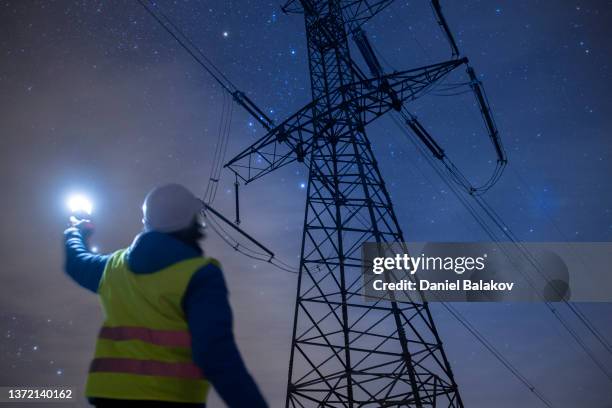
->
142 183 202 233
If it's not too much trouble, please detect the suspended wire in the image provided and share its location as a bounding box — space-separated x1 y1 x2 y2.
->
374 126 557 406
205 210 298 274
198 95 299 273
366 5 596 398
390 115 612 381
570 304 612 356
136 0 236 94
358 32 564 400
214 101 233 202
429 89 473 97
136 0 299 274
204 93 233 205
383 123 558 406
199 99 297 272
402 10 509 186
206 213 268 259
391 118 612 392
441 302 555 408
510 167 612 355
204 92 229 204
475 195 612 361
398 107 506 194
474 196 612 379
368 38 506 194
420 75 472 98
374 21 609 366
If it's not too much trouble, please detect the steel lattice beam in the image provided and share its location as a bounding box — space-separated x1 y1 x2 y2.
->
225 1 465 406
224 58 466 184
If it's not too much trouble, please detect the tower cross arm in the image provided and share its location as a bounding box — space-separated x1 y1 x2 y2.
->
224 57 466 184
355 57 467 115
223 99 317 184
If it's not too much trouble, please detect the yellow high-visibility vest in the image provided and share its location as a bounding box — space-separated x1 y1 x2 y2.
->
86 249 217 403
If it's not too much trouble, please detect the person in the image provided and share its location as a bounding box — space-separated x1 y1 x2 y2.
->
63 183 268 407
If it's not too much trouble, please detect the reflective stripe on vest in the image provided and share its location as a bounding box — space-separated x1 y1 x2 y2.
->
99 326 192 348
90 358 203 380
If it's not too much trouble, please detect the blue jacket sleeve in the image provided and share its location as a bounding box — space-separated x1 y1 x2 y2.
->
183 263 268 408
63 227 109 293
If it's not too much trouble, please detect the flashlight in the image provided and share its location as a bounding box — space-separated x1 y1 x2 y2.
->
66 194 96 239
67 194 93 218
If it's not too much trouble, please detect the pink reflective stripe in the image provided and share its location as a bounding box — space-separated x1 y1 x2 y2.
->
90 358 204 380
99 326 192 348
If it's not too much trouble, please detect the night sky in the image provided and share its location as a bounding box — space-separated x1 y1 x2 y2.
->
1 0 612 407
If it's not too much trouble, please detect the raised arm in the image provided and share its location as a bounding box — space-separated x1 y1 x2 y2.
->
63 227 109 293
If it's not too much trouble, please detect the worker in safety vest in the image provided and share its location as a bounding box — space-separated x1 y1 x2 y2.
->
63 183 268 407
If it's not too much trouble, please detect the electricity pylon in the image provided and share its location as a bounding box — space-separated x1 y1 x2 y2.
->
226 1 474 406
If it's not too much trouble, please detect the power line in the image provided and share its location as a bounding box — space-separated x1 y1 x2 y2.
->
204 92 233 205
136 0 301 275
390 115 612 382
367 13 612 379
441 302 555 408
510 167 612 355
205 209 298 274
137 0 276 130
136 0 236 94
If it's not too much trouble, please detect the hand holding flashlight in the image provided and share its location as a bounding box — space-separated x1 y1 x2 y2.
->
67 194 95 237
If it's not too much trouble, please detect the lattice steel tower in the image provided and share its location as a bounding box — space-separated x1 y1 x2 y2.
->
224 0 501 406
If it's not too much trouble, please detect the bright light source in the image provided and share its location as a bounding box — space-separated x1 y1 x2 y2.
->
67 194 93 215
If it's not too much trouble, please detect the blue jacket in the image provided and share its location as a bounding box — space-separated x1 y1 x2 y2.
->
64 227 267 408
